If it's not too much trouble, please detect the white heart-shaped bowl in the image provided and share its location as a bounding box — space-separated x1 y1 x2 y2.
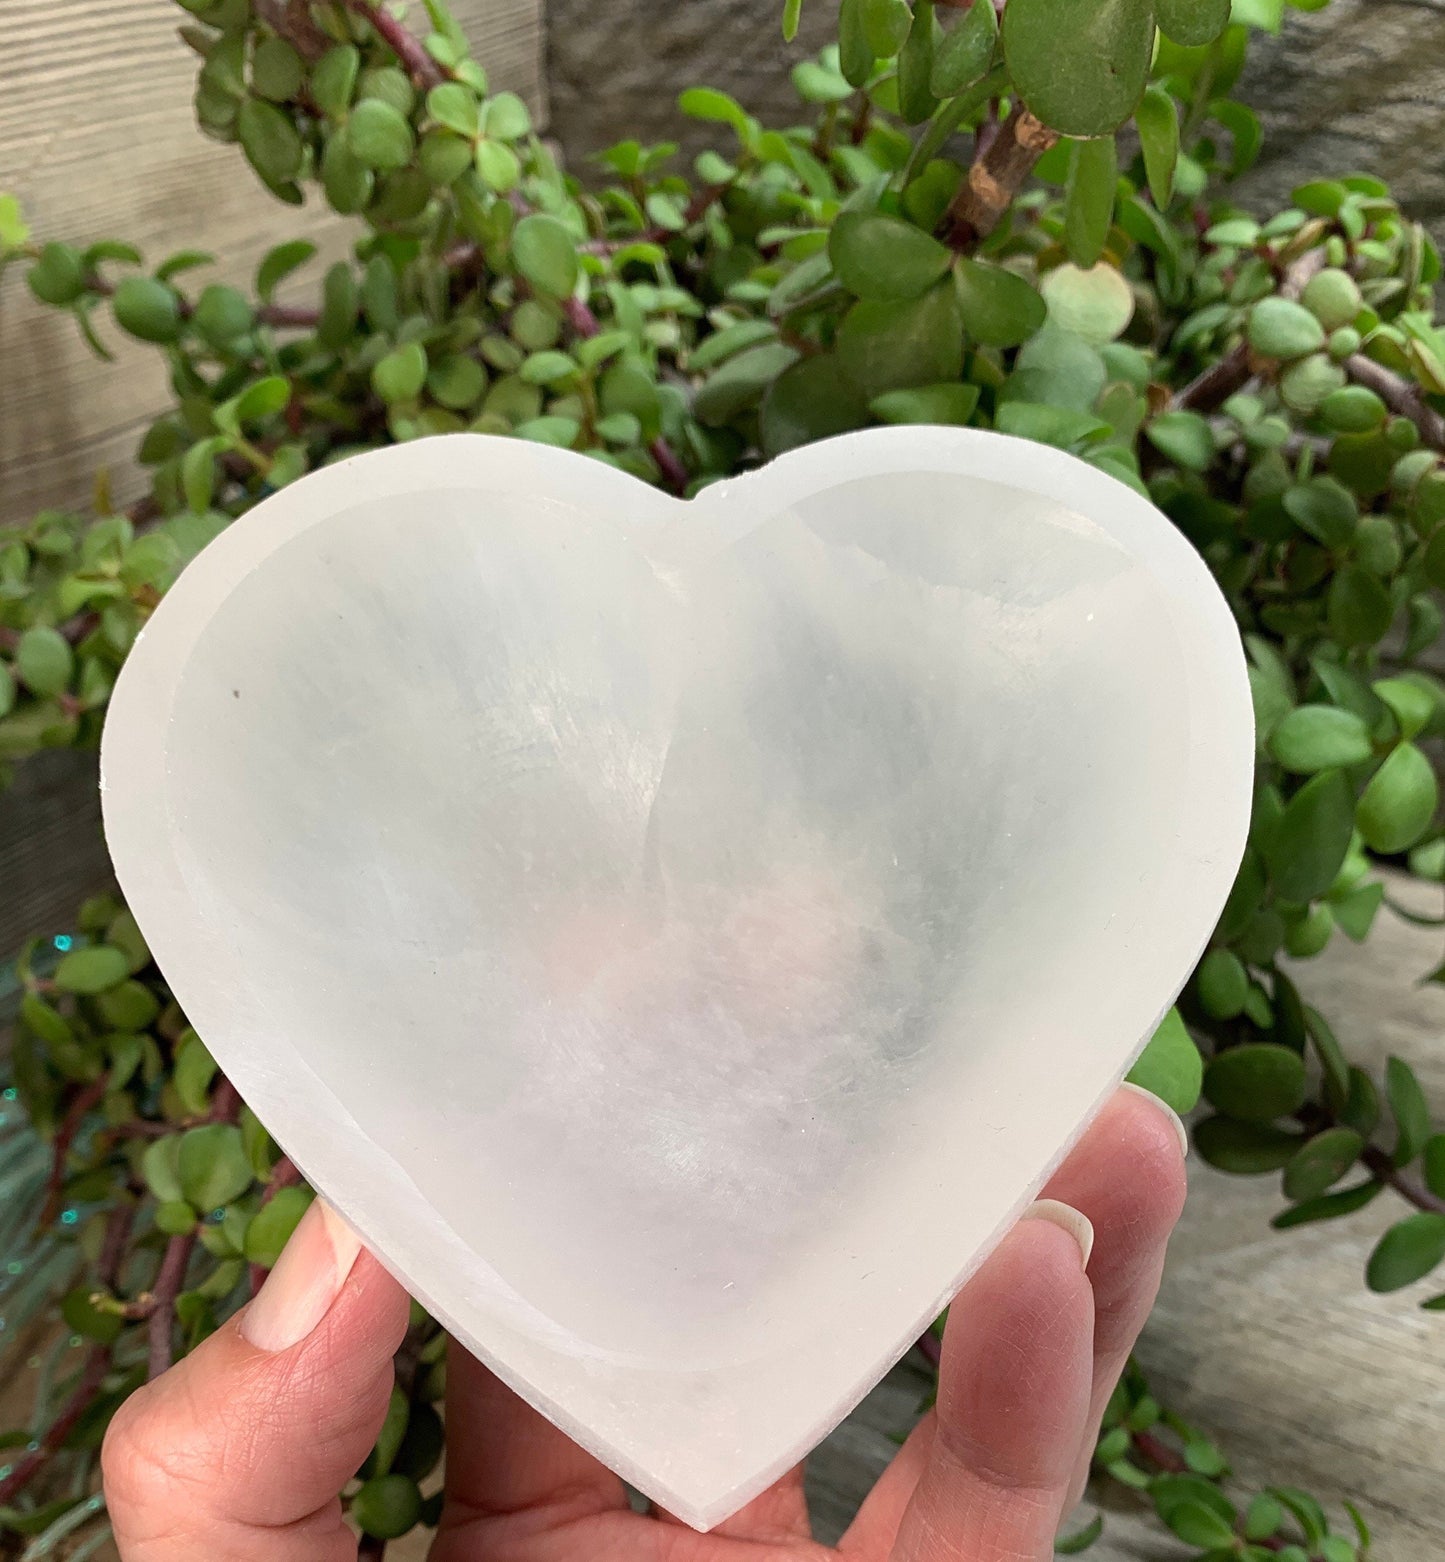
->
101 427 1252 1530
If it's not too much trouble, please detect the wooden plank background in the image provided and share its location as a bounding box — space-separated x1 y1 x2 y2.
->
0 0 546 531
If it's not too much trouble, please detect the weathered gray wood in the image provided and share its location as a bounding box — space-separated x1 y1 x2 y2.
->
0 750 109 960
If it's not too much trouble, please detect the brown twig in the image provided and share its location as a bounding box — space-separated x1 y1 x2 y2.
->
340 0 446 90
359 1536 388 1560
938 104 1058 251
147 1233 197 1380
1171 342 1252 414
1345 354 1445 453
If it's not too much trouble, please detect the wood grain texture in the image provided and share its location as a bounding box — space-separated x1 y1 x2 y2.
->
0 0 545 530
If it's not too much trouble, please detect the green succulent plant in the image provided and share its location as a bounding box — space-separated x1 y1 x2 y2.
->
2 0 1442 1554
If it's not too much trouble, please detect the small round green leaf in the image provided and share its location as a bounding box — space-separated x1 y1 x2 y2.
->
760 355 869 455
1155 0 1229 45
837 281 965 400
142 1136 185 1203
511 214 580 298
1268 705 1373 773
1194 1116 1305 1174
352 1473 423 1539
177 1123 254 1212
112 276 182 343
1204 1043 1309 1122
54 943 129 995
1197 948 1249 1019
931 0 997 96
1283 477 1357 546
482 91 532 139
1125 1007 1203 1115
372 342 429 404
427 354 486 410
347 98 416 171
244 1185 315 1266
237 98 304 184
1365 1212 1445 1293
427 81 480 137
870 382 981 427
252 37 304 101
1300 267 1362 331
829 212 951 302
193 284 254 346
1283 1126 1365 1202
1040 263 1134 344
1146 410 1215 472
1003 0 1154 136
1327 564 1392 647
16 626 74 696
1247 297 1326 360
312 45 360 118
897 0 938 124
954 260 1046 348
1357 741 1437 853
27 243 86 306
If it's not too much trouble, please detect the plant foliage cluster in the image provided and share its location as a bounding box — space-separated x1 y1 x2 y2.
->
1 0 1443 1553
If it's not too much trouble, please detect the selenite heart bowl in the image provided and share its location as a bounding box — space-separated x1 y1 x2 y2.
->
101 426 1253 1529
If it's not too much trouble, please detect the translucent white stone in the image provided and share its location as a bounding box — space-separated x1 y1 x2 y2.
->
101 428 1253 1529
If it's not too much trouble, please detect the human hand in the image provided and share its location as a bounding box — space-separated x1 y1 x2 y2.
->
102 1083 1187 1561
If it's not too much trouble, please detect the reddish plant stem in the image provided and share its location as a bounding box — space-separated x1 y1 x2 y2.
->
0 1344 112 1507
1361 1144 1445 1216
1131 1427 1186 1474
359 1535 388 1560
98 1202 136 1291
147 1233 197 1380
648 437 690 495
40 1077 108 1227
208 1076 242 1124
341 0 446 90
259 1155 302 1208
914 1330 942 1370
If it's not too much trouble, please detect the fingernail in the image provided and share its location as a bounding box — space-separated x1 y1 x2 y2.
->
1120 1081 1191 1160
240 1199 361 1353
1021 1199 1095 1269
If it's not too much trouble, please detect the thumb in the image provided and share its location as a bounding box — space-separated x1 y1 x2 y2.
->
103 1199 409 1562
